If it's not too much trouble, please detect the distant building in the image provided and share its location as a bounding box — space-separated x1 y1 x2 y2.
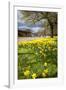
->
18 28 57 37
18 29 32 37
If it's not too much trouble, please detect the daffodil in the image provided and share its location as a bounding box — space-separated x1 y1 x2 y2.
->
42 72 46 77
32 73 37 79
44 62 48 67
24 70 30 76
40 51 43 54
44 69 48 74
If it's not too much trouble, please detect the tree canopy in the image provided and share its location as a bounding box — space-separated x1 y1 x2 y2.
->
20 10 58 38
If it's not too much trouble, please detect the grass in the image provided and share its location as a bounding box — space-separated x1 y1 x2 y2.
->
18 37 57 79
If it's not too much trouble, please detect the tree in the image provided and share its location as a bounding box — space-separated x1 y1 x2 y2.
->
20 11 57 38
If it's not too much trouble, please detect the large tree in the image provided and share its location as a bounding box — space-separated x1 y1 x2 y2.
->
20 11 57 38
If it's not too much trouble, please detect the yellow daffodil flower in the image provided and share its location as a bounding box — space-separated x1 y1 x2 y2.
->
42 72 46 77
44 69 48 74
44 62 48 67
32 73 37 79
24 70 30 76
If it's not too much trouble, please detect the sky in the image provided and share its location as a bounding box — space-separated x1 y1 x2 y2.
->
17 10 45 33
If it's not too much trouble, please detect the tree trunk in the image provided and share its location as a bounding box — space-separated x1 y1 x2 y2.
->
50 25 53 38
47 19 54 38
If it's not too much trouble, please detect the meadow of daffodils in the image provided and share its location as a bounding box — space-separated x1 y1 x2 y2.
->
18 37 57 79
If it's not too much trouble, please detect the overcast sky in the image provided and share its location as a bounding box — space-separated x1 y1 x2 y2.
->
17 10 45 33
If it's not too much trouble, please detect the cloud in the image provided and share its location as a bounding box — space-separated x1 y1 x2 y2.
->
17 10 45 33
